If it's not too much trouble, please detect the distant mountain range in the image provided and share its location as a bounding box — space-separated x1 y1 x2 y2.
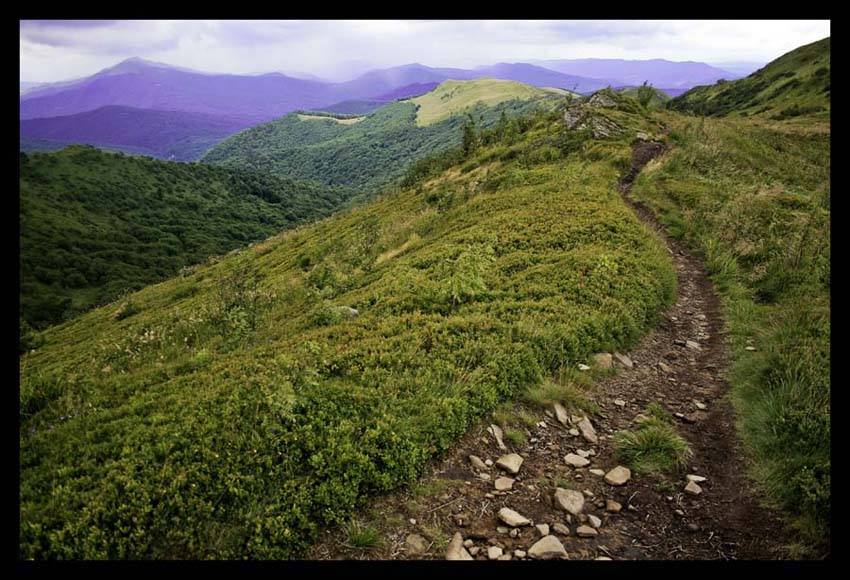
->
530 58 738 89
19 56 742 161
20 105 253 161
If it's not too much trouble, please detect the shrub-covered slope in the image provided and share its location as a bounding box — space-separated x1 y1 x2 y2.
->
20 146 343 329
667 37 830 119
20 102 675 558
632 113 830 553
202 80 564 194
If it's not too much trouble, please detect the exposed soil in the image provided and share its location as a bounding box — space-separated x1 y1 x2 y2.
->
307 140 788 561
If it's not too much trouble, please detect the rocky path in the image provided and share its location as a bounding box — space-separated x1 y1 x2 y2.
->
308 141 788 561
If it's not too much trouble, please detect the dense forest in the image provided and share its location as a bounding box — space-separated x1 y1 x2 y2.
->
20 146 343 330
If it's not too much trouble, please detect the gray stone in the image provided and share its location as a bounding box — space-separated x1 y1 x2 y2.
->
528 535 567 559
478 472 491 481
576 525 598 538
565 453 590 468
535 523 550 537
489 424 507 450
495 477 515 491
469 455 487 470
569 428 580 437
509 528 519 538
613 352 634 369
446 532 473 560
499 554 512 561
577 416 598 444
593 353 613 369
588 92 617 108
497 526 509 534
485 459 493 466
332 306 359 318
614 399 627 407
496 453 524 474
554 487 585 515
406 533 429 556
554 402 569 426
553 523 571 535
658 362 672 373
498 507 531 527
469 546 480 556
488 546 503 560
514 549 527 559
589 468 605 477
588 515 602 529
604 466 631 486
463 539 473 548
687 474 707 483
745 346 757 351
582 489 594 498
578 363 591 371
684 481 703 495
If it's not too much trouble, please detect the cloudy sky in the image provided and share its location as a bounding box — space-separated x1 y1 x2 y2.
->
20 20 830 82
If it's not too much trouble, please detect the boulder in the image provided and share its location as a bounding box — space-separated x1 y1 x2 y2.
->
469 455 487 470
588 92 617 108
528 535 567 559
498 507 531 527
554 487 585 515
494 477 515 491
577 417 598 444
565 453 591 468
446 532 473 560
496 453 524 474
488 424 507 450
613 352 634 369
604 466 631 486
554 402 569 426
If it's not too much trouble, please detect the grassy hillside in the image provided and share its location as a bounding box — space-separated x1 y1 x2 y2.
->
632 113 830 554
20 146 343 330
667 37 830 119
20 99 676 558
410 79 567 126
202 81 563 195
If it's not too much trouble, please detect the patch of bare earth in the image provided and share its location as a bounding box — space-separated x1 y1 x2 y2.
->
307 141 788 561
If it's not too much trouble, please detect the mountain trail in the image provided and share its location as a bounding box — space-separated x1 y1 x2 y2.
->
308 140 789 561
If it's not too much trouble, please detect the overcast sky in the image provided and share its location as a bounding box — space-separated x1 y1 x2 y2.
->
20 20 830 83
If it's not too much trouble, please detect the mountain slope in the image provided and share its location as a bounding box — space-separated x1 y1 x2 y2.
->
20 146 343 328
20 106 252 161
410 79 569 126
667 37 830 119
20 99 675 559
203 80 564 194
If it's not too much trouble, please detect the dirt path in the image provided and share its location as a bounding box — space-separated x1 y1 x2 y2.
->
308 141 788 561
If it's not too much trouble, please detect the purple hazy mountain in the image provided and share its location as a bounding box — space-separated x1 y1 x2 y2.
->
473 63 618 92
20 105 252 161
20 58 340 123
531 58 738 89
372 82 440 101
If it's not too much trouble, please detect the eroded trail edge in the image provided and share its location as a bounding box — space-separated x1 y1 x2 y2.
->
310 141 788 561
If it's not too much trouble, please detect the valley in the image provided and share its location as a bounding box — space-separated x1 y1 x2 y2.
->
18 26 830 562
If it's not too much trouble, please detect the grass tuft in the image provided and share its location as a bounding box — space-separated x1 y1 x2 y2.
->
614 417 693 475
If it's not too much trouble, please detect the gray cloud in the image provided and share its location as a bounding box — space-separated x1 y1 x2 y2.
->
20 20 831 83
